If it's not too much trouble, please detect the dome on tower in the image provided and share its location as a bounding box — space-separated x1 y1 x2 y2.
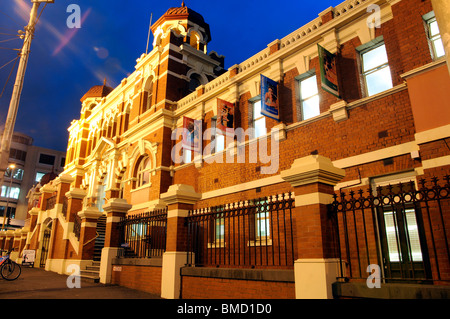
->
80 79 114 103
152 2 212 43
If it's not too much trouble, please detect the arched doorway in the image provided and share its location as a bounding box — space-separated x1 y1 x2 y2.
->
39 220 52 268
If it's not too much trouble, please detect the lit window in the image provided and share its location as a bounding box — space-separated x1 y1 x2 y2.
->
1 186 20 200
35 172 45 183
383 209 423 262
5 168 23 181
255 200 270 240
136 156 151 188
253 100 266 139
215 133 225 153
427 17 445 59
183 149 192 164
299 75 320 120
361 44 393 96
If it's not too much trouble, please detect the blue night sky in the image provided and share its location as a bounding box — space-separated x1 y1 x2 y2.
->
0 0 341 152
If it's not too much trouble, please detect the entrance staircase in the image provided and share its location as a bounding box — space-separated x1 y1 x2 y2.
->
79 215 106 282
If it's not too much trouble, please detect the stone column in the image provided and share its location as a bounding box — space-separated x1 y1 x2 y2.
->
281 155 345 299
431 0 450 74
99 198 132 284
160 184 201 299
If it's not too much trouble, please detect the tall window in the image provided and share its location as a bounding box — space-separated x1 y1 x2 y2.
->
361 43 393 96
252 100 266 139
143 77 153 113
426 17 445 59
96 174 108 212
211 118 225 154
299 75 320 120
136 156 151 188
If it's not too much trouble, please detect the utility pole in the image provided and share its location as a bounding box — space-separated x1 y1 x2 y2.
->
0 1 53 187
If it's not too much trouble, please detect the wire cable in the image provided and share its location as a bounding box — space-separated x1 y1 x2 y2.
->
0 56 18 71
0 56 19 100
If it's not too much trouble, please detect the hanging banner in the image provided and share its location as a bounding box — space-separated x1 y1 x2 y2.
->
182 116 202 152
260 74 280 121
318 44 340 98
216 98 235 137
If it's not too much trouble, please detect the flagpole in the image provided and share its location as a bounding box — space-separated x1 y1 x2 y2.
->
146 13 153 54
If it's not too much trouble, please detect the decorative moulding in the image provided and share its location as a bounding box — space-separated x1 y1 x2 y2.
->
281 155 345 187
160 184 201 205
329 100 348 122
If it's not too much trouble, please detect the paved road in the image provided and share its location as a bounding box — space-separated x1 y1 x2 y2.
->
0 266 161 299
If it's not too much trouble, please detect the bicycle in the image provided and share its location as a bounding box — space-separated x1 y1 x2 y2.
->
0 249 22 281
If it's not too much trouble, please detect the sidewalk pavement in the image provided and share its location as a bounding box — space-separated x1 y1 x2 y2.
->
0 266 161 299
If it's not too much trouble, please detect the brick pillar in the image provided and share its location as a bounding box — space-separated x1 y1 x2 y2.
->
40 183 57 211
99 198 132 284
65 188 86 222
19 228 29 258
55 174 74 205
77 206 102 261
28 207 40 250
3 230 14 252
0 231 5 251
160 184 201 299
281 155 345 299
9 229 22 261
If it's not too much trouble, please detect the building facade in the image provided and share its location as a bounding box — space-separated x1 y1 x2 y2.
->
0 128 65 230
2 0 450 299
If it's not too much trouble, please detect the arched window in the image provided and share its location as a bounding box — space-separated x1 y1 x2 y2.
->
134 155 151 188
188 74 202 94
124 103 131 132
190 31 200 50
142 77 153 113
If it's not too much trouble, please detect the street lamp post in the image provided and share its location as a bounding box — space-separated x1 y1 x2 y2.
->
0 0 54 187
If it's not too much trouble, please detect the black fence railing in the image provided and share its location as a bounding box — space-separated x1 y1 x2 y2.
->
330 176 450 284
117 208 168 259
186 193 295 269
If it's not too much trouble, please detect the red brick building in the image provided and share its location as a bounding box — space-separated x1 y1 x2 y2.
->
2 0 450 299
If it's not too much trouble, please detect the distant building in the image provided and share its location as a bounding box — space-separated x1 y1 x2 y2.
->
0 128 66 229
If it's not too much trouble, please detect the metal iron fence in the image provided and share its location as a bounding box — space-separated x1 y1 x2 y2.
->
117 208 168 258
186 193 295 269
330 176 450 284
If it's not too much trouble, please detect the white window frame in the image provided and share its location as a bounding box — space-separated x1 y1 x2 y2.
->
360 41 393 97
136 156 151 188
251 99 266 139
426 16 445 60
298 73 320 121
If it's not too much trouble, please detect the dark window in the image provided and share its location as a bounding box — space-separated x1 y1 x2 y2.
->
9 148 27 161
39 154 55 165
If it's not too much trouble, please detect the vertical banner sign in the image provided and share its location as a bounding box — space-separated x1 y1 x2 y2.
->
182 117 202 152
216 98 235 136
260 74 280 121
318 44 340 98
